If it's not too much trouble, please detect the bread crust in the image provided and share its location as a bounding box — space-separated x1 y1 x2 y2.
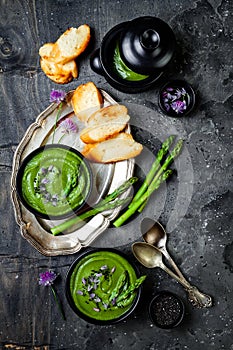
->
80 104 130 143
39 25 90 84
40 58 78 84
50 25 91 64
82 133 143 163
71 82 103 122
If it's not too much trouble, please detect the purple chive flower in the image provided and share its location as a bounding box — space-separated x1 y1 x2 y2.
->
41 177 50 184
87 285 93 292
38 270 65 320
100 265 108 271
50 89 66 103
40 167 47 175
82 278 86 285
77 290 83 295
95 273 102 277
171 100 187 114
39 270 57 286
94 297 101 303
103 302 109 309
89 293 95 299
60 119 78 134
111 297 116 305
161 85 189 115
48 165 54 172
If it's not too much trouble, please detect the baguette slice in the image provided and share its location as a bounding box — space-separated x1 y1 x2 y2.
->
87 105 128 126
71 82 103 122
39 42 54 60
40 58 78 83
51 25 91 64
82 133 143 163
80 106 130 143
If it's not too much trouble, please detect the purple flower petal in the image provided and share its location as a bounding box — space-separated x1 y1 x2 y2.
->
87 285 93 292
100 265 108 270
48 165 54 172
82 278 86 285
41 178 49 184
95 273 102 277
111 266 116 273
93 307 100 312
39 270 57 286
50 89 66 103
89 293 95 299
77 290 83 295
103 302 109 309
171 100 187 114
60 119 78 134
94 297 101 303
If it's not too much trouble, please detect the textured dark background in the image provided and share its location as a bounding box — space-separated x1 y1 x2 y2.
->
0 0 233 349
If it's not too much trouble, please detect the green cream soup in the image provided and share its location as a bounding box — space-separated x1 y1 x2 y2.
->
69 251 139 321
21 147 91 217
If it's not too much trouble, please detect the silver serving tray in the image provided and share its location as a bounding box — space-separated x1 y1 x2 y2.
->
11 89 134 256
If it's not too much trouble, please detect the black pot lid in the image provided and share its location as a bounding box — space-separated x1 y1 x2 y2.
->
119 16 176 75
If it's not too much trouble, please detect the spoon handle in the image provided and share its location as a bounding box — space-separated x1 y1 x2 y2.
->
160 247 186 281
160 248 213 308
185 286 213 308
159 262 191 289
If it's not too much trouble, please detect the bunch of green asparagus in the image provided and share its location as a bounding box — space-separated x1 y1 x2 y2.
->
113 135 183 227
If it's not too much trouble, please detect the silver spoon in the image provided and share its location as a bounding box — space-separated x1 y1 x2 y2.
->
132 241 212 308
141 218 186 280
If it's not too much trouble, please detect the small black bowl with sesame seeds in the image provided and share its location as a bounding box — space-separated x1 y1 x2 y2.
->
148 291 185 329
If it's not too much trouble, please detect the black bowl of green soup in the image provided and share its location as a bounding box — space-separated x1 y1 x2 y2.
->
66 248 145 325
16 144 93 220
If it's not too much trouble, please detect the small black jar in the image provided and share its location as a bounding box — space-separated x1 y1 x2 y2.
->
90 16 176 93
148 291 185 329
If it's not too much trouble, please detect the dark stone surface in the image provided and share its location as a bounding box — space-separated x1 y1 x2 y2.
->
0 0 232 349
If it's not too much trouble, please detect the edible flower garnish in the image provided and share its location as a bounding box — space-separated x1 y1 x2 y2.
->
39 270 65 320
50 89 66 103
57 118 78 144
50 89 66 144
60 119 78 134
162 87 188 115
76 265 146 312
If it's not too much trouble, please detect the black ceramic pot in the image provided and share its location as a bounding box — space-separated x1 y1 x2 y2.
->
90 16 176 93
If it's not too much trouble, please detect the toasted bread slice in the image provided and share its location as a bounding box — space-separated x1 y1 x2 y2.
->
87 105 128 126
51 25 91 64
39 42 55 60
40 58 78 79
71 82 103 122
82 133 143 163
80 106 130 143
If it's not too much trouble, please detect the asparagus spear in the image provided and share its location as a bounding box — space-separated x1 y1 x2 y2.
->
116 275 146 303
129 135 175 207
51 197 130 235
138 138 183 213
109 271 128 302
51 177 138 235
113 139 183 227
113 170 172 227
